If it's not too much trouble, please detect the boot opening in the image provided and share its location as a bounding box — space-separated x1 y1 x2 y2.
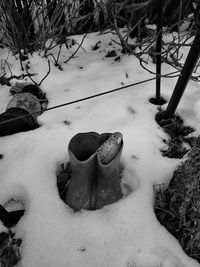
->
0 198 25 228
69 132 104 161
74 150 97 161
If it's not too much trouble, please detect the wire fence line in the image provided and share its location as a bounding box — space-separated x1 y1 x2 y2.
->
0 70 180 127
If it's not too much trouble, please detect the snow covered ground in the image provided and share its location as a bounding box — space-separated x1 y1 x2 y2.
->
0 29 200 267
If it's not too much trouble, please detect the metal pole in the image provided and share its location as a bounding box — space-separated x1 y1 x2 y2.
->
150 0 166 105
164 29 200 118
163 2 200 118
156 0 162 101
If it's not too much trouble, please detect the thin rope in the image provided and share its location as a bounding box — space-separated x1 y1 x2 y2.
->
46 76 157 111
0 71 179 126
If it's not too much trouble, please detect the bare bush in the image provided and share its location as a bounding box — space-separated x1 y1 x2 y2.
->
0 0 199 80
0 0 94 54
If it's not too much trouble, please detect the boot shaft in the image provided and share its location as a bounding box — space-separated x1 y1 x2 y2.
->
66 132 109 211
65 132 123 211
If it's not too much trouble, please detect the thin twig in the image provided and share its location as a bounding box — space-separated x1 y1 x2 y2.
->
64 34 87 64
25 59 51 86
38 59 51 86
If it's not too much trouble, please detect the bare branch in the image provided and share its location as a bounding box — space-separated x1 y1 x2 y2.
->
25 59 51 86
64 34 87 64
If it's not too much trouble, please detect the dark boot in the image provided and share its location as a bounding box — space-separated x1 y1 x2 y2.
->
6 92 42 121
66 132 110 211
95 134 123 210
0 108 36 137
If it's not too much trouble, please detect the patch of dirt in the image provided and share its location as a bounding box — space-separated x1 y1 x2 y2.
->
156 111 195 158
105 50 117 58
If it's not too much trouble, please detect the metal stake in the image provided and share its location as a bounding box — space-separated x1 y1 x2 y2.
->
164 29 200 118
156 0 162 101
150 0 166 105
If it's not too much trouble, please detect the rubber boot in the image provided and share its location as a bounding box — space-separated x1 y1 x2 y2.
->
21 84 43 98
66 132 110 211
6 92 42 121
0 108 36 137
95 142 123 209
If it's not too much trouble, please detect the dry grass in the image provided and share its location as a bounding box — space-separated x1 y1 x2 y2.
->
154 136 200 263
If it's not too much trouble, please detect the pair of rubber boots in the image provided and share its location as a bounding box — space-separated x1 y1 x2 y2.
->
66 132 123 211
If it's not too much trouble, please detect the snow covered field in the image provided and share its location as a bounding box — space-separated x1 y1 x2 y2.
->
0 29 200 267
